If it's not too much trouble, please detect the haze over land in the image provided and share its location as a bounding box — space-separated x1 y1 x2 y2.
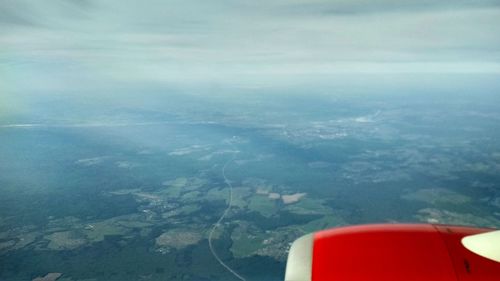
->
1 1 500 281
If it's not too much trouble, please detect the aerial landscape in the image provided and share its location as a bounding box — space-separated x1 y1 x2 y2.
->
1 1 500 281
1 83 500 280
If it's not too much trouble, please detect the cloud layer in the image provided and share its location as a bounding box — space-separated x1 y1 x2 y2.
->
1 0 500 89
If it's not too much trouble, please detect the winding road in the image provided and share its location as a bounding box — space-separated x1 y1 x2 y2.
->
208 152 247 281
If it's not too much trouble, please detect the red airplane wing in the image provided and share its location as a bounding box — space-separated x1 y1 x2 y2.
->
285 224 500 281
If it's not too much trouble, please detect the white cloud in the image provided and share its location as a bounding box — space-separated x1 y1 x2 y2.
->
1 0 499 89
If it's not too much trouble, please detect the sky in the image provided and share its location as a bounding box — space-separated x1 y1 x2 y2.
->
1 0 500 93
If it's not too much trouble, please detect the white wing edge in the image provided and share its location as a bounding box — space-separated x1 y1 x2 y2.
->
462 230 500 263
285 233 314 281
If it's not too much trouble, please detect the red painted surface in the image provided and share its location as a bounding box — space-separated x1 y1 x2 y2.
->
311 224 498 281
434 225 500 281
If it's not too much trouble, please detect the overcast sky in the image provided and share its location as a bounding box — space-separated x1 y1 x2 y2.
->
1 0 500 90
